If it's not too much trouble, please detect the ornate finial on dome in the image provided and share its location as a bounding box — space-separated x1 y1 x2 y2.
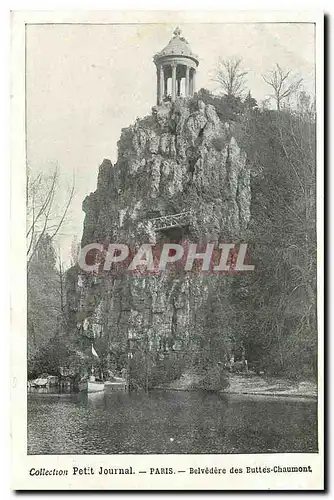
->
173 26 181 37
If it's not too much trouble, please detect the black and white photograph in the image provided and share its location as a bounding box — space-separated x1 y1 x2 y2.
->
10 10 324 490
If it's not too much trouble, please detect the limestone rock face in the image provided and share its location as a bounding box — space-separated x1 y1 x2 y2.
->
76 98 251 354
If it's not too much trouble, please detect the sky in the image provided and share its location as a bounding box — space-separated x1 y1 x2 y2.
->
26 22 315 262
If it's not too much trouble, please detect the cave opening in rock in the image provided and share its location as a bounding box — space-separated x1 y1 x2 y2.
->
156 225 190 244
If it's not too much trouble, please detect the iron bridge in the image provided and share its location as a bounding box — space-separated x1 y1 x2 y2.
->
148 211 192 231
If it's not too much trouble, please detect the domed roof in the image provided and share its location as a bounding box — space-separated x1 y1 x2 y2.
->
154 27 199 66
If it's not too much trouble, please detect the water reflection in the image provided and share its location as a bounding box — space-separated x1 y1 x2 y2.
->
27 389 317 455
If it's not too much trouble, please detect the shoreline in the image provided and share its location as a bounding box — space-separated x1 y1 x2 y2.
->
152 386 317 401
154 373 317 400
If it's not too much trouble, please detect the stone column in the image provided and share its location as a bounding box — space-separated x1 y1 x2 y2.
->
156 68 160 105
191 69 196 96
164 75 168 97
185 66 190 97
177 78 181 97
171 63 177 102
189 71 192 96
159 65 164 104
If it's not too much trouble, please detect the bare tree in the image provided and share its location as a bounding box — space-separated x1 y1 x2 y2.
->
26 166 74 269
262 64 303 111
214 57 247 97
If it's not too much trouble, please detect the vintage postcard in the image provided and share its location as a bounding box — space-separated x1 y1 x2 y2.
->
11 10 324 490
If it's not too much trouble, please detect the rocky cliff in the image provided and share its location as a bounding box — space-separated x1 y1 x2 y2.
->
73 97 251 366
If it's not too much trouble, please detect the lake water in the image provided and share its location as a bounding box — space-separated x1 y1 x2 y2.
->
27 389 317 455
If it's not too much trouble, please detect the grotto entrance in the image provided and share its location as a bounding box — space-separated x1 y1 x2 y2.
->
156 225 190 244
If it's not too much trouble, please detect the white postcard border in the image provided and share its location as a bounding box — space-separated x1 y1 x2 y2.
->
10 10 324 490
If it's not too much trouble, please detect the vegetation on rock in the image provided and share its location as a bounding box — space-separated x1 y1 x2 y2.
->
27 68 316 386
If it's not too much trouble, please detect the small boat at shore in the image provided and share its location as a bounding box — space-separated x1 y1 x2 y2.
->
29 374 60 389
78 344 105 393
30 378 49 388
78 376 127 393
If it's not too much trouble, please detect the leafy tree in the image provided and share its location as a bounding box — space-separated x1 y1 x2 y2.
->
27 234 61 364
28 335 88 379
232 96 316 378
191 278 234 368
243 91 258 112
194 88 244 122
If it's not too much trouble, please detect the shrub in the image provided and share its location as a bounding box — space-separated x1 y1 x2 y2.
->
191 364 229 392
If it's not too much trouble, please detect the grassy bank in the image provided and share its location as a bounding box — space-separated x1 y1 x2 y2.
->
223 374 317 399
155 371 317 399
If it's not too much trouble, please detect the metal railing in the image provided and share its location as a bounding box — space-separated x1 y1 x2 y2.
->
148 211 192 231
